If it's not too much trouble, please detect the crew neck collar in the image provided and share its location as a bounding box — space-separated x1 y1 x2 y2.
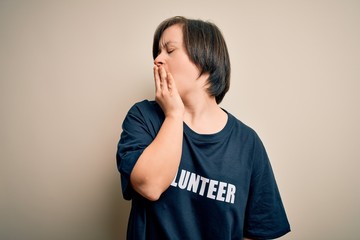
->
183 110 235 142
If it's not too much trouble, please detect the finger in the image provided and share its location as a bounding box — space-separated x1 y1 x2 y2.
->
153 65 161 91
166 72 175 91
159 66 168 91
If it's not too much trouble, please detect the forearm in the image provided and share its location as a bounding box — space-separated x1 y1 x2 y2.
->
130 115 183 200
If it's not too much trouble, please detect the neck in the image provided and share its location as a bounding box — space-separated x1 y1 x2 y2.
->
182 94 227 134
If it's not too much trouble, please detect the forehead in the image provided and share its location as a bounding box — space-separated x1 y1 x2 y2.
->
160 24 183 46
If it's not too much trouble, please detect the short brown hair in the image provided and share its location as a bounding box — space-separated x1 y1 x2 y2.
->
153 16 231 104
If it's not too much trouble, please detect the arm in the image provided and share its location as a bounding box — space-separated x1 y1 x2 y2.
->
243 134 291 239
130 66 184 201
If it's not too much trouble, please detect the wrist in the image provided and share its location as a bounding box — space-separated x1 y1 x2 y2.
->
165 112 184 121
163 107 184 120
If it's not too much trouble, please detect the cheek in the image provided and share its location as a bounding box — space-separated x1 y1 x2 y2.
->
166 64 183 81
171 62 197 78
167 55 200 82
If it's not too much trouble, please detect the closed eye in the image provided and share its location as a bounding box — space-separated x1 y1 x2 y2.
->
167 49 174 54
157 48 174 56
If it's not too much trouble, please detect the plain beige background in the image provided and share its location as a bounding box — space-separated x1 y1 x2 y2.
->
1 0 359 239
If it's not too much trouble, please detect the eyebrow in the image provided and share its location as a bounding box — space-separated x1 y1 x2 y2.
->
160 41 178 49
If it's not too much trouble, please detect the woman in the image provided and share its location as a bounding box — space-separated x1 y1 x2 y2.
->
117 16 290 240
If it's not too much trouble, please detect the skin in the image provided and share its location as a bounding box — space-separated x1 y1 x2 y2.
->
130 23 254 240
130 24 227 201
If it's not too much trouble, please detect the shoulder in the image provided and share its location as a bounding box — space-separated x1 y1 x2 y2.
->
126 100 164 121
123 100 164 134
129 99 161 115
227 112 261 143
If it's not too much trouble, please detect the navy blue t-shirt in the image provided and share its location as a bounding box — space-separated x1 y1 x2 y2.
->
117 100 290 240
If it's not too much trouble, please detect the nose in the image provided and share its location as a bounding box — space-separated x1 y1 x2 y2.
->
154 52 164 66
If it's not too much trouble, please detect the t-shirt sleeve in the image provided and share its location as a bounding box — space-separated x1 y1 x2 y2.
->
116 103 156 200
243 134 291 239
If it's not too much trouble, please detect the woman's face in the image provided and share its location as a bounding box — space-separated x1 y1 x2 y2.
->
154 24 204 99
